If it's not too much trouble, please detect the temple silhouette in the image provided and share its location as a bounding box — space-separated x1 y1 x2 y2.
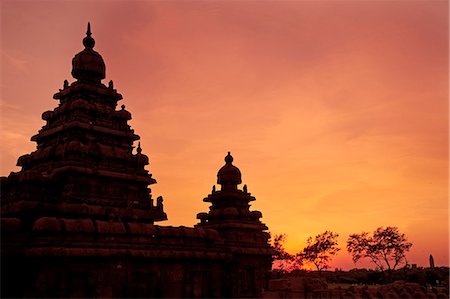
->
1 24 273 298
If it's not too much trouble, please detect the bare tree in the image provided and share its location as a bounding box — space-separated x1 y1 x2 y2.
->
297 231 340 272
347 226 412 280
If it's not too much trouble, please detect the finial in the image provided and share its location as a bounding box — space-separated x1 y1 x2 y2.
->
212 185 216 193
87 22 92 37
225 151 233 164
63 80 69 89
83 22 95 49
243 184 248 193
137 142 142 154
108 80 114 89
121 104 125 110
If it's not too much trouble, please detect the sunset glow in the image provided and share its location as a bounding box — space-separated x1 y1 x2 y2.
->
1 0 448 270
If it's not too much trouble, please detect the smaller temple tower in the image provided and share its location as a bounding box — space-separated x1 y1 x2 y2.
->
196 152 273 298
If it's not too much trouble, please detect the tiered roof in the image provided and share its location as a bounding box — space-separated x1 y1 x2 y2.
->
197 152 270 250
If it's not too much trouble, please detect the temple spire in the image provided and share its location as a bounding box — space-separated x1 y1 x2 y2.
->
87 22 92 36
225 151 233 164
72 22 105 82
217 152 242 191
83 22 95 49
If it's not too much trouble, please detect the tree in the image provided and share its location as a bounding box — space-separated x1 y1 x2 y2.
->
271 233 296 272
347 226 412 279
272 234 291 261
297 231 340 272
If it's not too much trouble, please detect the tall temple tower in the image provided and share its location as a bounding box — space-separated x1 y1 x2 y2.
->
1 24 272 298
196 152 273 298
1 23 166 225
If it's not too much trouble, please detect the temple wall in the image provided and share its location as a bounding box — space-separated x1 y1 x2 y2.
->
1 218 270 298
2 256 226 298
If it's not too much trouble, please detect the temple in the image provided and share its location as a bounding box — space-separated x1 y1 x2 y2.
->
1 24 273 298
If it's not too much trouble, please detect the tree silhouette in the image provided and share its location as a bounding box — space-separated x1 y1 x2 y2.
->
297 231 340 272
347 226 412 280
271 233 297 272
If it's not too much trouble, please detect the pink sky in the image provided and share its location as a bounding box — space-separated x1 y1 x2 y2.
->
1 0 448 270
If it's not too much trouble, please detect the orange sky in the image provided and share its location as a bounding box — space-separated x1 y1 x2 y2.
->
1 0 448 270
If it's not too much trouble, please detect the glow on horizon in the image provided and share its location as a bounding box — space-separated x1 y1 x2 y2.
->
1 0 448 270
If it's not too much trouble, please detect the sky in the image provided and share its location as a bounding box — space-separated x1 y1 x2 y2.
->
1 0 448 270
